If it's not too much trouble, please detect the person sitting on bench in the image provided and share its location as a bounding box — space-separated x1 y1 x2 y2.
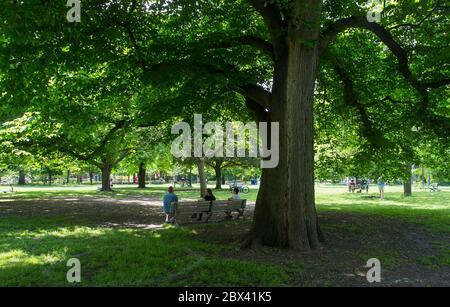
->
223 187 241 218
204 189 216 201
163 186 178 224
195 189 217 221
229 187 241 200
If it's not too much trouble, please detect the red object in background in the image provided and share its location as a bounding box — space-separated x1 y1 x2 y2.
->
133 175 138 184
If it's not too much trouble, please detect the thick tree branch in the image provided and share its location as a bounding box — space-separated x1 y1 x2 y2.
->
245 97 269 123
387 1 442 30
422 79 450 89
380 96 412 105
8 138 103 169
327 55 385 147
87 120 127 161
248 0 286 53
113 149 132 166
240 83 271 110
148 60 271 110
320 16 449 109
206 36 275 60
113 10 147 69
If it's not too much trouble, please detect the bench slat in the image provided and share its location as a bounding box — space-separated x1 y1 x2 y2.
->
171 200 247 226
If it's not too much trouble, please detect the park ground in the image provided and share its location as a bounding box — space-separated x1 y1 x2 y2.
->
0 184 449 287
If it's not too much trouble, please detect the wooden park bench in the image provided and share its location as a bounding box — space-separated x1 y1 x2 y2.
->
169 199 247 227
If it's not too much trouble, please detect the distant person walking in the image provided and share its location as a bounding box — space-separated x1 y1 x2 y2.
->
350 178 356 193
377 177 385 200
163 186 178 223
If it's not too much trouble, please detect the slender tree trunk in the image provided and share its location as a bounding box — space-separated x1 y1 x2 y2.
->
249 0 322 250
18 170 26 185
138 162 146 189
101 162 113 192
403 180 412 197
188 166 192 187
89 172 94 185
66 170 70 184
214 165 222 189
197 158 207 197
404 163 413 196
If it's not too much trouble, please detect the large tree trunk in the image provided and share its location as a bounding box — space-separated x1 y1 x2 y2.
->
138 162 146 189
404 163 413 197
248 0 322 250
18 170 26 185
403 180 412 197
197 158 207 198
214 164 222 189
101 162 113 192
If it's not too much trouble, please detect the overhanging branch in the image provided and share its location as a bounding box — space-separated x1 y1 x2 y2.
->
206 36 275 60
320 16 449 107
248 0 286 52
327 54 385 147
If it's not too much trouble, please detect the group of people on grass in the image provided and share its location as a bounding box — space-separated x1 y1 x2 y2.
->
347 178 370 194
347 177 385 200
162 186 241 224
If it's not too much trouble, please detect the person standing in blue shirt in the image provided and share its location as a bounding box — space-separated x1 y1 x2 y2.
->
163 186 178 223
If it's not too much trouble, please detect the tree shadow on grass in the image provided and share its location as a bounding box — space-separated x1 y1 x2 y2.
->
1 193 449 286
0 211 287 287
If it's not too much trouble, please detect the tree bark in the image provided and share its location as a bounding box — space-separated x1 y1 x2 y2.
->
188 166 192 187
421 166 425 185
197 158 207 197
248 0 322 250
18 170 26 185
403 180 412 197
404 163 413 197
138 162 146 189
101 162 113 192
214 164 222 189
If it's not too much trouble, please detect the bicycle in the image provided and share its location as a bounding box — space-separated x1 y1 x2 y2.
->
229 184 250 194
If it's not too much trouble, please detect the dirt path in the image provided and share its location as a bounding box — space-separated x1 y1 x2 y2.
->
0 196 447 286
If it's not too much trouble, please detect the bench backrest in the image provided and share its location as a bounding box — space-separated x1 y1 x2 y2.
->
170 200 211 214
210 200 246 210
170 199 247 225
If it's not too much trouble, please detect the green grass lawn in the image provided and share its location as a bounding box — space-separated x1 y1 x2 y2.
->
0 184 449 286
